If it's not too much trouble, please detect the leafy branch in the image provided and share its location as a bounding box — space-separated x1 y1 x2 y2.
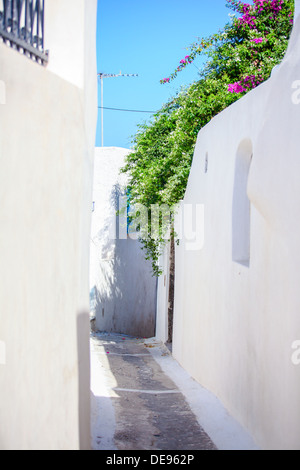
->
121 0 294 276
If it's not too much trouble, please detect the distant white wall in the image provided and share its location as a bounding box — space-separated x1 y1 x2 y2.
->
90 147 157 338
0 0 97 450
155 243 170 344
157 12 300 450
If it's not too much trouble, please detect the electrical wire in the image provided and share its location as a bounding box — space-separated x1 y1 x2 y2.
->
98 106 156 113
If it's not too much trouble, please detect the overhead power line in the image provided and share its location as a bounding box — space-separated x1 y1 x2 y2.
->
98 106 156 114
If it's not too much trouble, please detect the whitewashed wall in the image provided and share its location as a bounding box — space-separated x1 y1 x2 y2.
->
90 147 157 338
0 0 97 450
155 244 170 343
157 7 300 450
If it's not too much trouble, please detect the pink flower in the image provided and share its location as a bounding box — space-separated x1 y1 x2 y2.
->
228 82 247 93
228 74 263 94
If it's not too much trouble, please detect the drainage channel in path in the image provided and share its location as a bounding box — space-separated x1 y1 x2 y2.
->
90 332 217 451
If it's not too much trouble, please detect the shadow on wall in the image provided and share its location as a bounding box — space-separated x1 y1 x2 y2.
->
91 183 123 262
77 312 91 450
91 185 157 338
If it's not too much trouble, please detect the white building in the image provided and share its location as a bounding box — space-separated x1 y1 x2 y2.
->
0 0 97 449
90 147 157 338
156 1 300 450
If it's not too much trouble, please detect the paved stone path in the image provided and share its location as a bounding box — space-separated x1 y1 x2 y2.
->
91 332 217 451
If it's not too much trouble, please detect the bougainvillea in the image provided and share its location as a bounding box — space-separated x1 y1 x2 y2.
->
123 0 294 275
161 0 293 92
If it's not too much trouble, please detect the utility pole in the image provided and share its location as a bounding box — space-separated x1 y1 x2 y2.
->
97 71 139 147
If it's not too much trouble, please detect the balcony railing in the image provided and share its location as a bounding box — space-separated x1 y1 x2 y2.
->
0 0 48 65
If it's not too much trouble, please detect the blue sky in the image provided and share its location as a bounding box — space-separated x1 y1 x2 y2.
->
96 0 233 149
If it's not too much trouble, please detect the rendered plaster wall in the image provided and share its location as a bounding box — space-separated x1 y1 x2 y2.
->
157 6 300 450
155 244 170 344
90 147 157 338
0 0 97 450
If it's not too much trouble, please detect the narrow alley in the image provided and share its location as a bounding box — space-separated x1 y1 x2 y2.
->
90 333 258 451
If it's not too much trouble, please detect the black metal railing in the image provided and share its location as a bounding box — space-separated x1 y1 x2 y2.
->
0 0 48 65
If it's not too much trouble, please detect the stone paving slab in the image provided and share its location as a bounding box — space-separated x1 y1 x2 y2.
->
91 332 217 451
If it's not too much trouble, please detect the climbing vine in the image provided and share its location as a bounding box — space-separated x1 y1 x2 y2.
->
121 0 294 276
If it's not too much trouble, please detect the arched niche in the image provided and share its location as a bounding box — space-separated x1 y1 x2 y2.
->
232 139 253 267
